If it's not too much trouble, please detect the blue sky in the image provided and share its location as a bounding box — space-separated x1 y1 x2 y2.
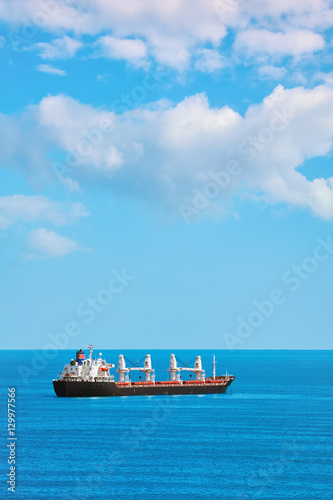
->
0 0 333 349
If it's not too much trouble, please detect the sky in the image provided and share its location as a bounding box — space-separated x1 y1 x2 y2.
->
0 0 333 350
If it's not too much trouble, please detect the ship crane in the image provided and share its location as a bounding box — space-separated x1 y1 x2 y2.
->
168 354 205 381
117 354 154 383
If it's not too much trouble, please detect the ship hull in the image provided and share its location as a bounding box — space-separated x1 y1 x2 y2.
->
53 379 234 397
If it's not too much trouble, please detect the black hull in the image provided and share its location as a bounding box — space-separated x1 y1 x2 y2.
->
53 379 234 397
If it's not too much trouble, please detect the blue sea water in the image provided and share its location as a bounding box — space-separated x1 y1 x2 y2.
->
0 350 332 499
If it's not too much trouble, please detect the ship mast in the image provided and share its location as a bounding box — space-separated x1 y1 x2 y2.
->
87 344 93 360
213 354 216 380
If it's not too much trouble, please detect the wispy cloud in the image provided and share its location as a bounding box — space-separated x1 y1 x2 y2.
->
194 49 225 73
314 71 333 86
0 195 88 230
35 64 66 76
34 36 83 60
258 65 287 80
235 29 325 58
96 74 109 82
24 228 89 259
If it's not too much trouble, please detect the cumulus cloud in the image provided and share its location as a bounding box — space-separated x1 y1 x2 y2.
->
0 195 88 230
0 1 331 69
25 228 88 259
35 64 66 76
0 0 228 69
2 86 333 219
95 36 148 66
38 95 123 174
34 36 82 60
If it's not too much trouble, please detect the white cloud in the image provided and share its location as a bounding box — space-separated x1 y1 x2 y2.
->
3 86 333 219
0 0 228 69
239 0 333 31
235 29 325 58
314 71 333 86
34 36 82 60
0 1 331 69
96 36 147 66
25 228 88 259
258 65 287 80
0 195 88 230
35 64 66 76
38 95 123 173
194 49 225 73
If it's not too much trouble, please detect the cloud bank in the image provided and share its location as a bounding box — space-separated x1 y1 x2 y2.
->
2 0 333 69
1 85 333 219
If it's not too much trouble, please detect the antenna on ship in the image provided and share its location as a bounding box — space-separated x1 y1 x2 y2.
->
87 344 93 360
213 355 216 380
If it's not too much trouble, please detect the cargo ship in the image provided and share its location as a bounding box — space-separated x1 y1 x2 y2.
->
53 345 235 397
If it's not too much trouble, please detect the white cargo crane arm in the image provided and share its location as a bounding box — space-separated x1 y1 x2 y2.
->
117 354 154 382
169 354 205 381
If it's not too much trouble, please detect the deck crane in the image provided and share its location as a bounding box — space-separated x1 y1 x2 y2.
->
168 354 205 381
117 354 154 383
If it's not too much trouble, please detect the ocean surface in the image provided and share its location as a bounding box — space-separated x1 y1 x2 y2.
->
1 350 332 499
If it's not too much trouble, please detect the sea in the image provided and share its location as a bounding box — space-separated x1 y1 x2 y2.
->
1 350 332 499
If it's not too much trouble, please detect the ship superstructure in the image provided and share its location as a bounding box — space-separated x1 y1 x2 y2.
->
53 346 235 397
58 345 115 382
